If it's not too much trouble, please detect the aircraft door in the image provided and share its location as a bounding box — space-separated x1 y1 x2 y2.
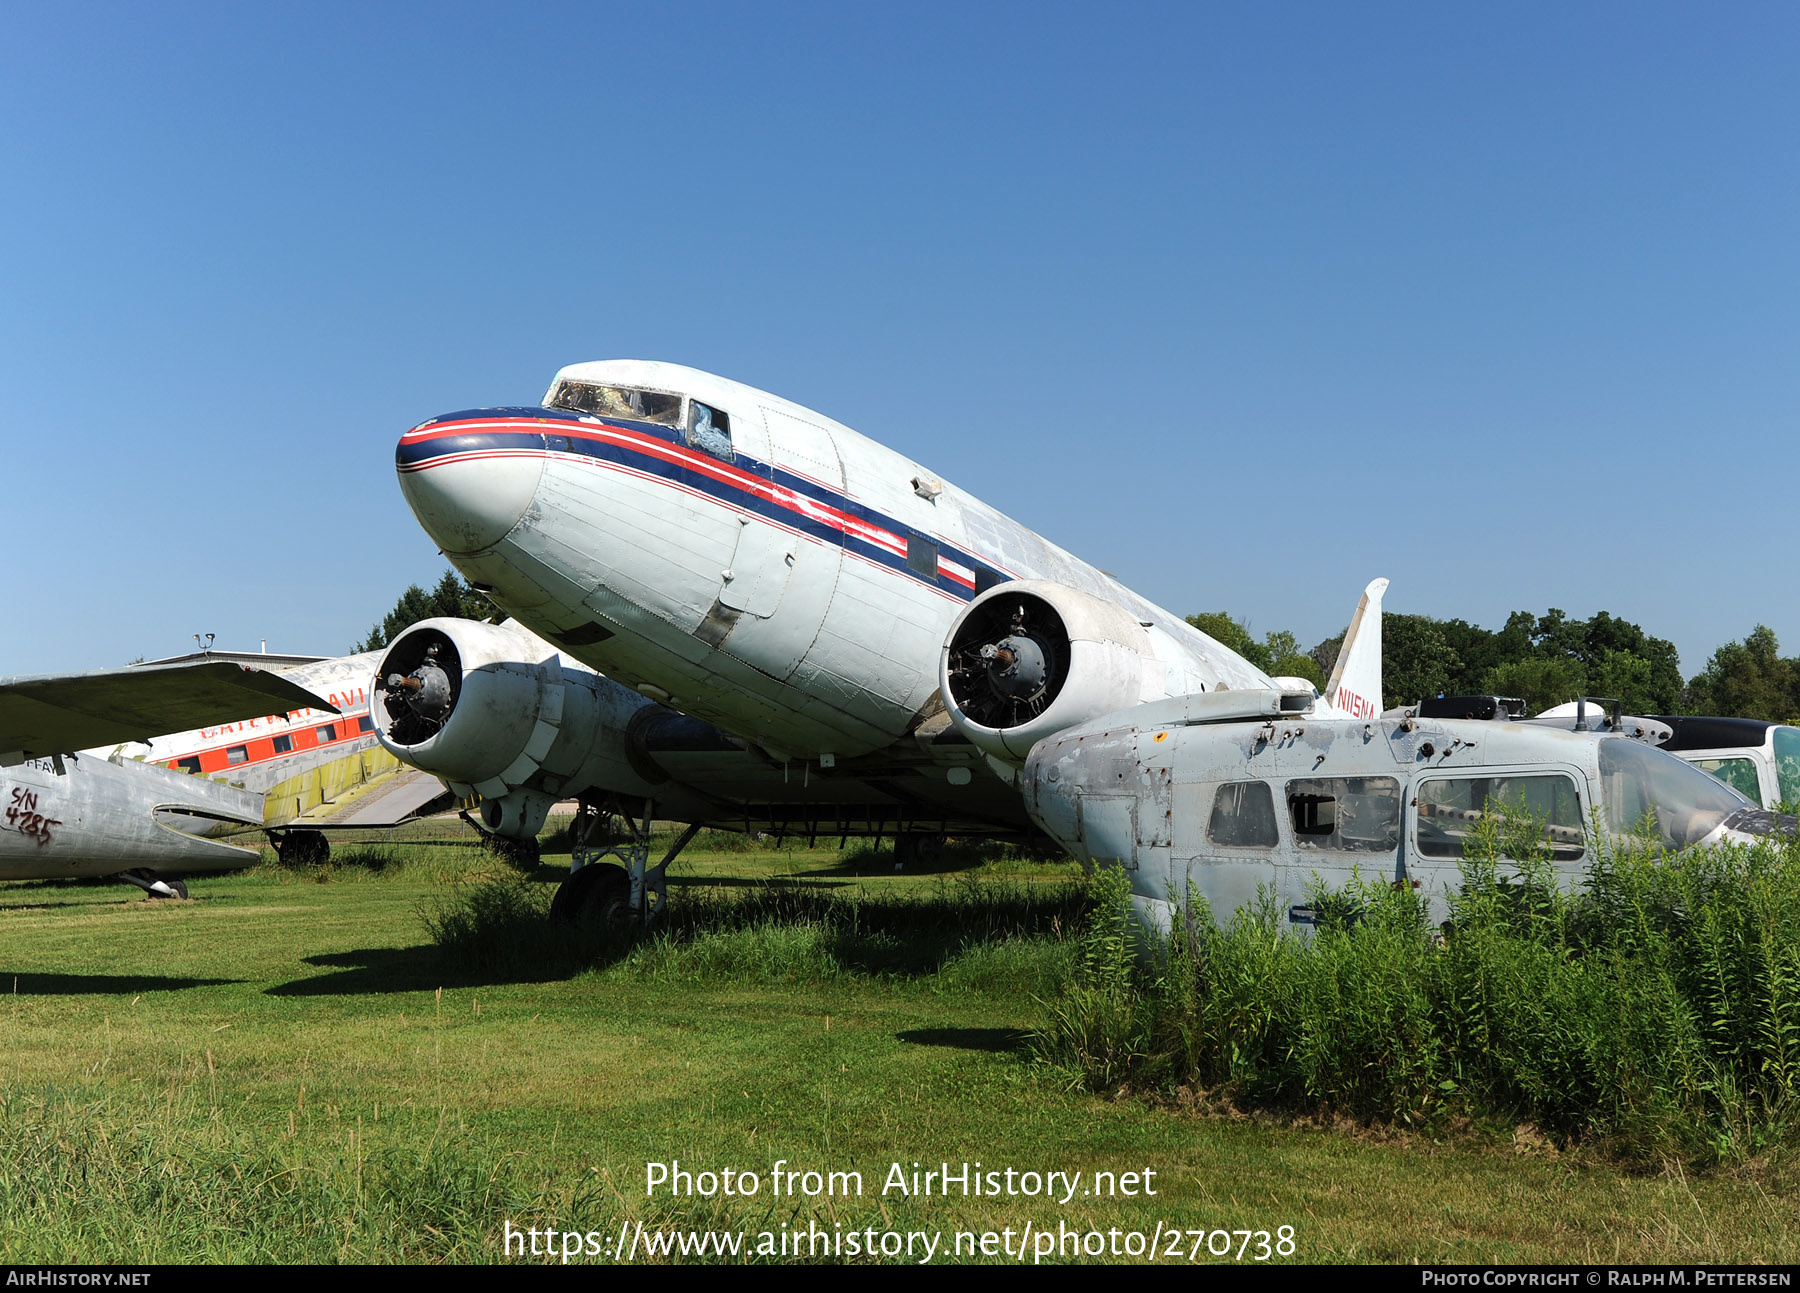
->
718 519 794 619
1407 766 1588 925
1135 763 1172 895
701 409 847 681
1177 779 1283 927
1077 793 1138 870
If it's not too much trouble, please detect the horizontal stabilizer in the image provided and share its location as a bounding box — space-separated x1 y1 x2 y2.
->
0 661 341 763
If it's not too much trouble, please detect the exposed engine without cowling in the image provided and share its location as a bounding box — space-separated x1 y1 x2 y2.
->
940 581 1161 762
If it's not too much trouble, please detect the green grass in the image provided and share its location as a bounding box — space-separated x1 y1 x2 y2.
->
1 830 1796 1263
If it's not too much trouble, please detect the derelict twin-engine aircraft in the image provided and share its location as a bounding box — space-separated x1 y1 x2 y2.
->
0 660 340 897
376 361 1785 931
98 646 453 865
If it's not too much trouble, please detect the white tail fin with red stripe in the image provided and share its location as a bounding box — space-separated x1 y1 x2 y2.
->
1321 577 1387 720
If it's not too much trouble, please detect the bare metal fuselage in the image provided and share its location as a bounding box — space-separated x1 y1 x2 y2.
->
0 754 262 881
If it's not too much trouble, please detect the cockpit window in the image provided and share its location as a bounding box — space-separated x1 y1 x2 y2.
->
1600 737 1754 850
687 400 732 461
1693 756 1763 804
546 381 683 426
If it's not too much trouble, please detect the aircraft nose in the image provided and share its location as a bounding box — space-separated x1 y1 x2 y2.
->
395 411 547 554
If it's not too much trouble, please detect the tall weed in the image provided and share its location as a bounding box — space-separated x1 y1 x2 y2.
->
1038 820 1800 1165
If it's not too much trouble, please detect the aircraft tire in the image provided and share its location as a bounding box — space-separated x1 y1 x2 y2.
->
487 834 541 872
550 862 632 930
277 830 330 867
145 878 189 900
893 832 946 870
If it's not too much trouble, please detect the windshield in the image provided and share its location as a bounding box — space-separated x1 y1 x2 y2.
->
1774 728 1800 808
1693 756 1763 804
546 381 683 426
1600 737 1755 850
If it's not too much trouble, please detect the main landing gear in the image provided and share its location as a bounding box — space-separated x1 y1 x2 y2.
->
549 795 701 931
266 828 330 867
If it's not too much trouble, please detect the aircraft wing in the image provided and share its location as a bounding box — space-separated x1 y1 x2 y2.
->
0 661 340 764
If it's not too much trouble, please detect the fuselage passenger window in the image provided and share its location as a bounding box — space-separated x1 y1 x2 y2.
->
1207 781 1279 848
272 734 293 754
1286 777 1401 852
907 534 939 579
1415 772 1585 862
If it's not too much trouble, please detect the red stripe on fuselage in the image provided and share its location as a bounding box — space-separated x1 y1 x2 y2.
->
404 417 916 557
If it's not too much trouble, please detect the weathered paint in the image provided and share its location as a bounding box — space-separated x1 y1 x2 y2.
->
1024 706 1781 936
0 754 262 880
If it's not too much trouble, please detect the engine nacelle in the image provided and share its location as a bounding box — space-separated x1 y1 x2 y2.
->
940 580 1158 763
372 618 663 836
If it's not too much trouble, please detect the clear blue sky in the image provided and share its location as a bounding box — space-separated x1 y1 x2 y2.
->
3 3 1794 678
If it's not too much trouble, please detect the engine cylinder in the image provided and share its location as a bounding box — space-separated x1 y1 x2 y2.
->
940 580 1157 762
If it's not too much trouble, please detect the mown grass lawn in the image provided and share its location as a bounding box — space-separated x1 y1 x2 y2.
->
1 835 1793 1264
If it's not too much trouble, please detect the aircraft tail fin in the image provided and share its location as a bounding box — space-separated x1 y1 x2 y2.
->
1321 577 1387 720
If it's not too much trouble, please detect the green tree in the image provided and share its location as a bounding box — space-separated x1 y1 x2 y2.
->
1186 611 1269 672
1684 626 1798 722
1383 614 1461 711
1481 657 1585 717
356 570 494 653
1587 648 1658 715
1210 603 1686 717
1185 613 1324 686
1262 629 1325 688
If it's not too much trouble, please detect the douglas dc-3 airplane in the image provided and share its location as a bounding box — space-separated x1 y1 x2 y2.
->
373 361 1787 932
0 661 339 898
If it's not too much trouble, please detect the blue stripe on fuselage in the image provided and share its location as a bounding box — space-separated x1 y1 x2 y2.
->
398 410 1010 601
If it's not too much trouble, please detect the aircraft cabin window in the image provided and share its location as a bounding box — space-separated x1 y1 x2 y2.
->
687 400 733 461
1285 777 1400 852
1415 773 1584 862
358 715 375 733
226 745 249 766
1207 781 1279 848
318 724 337 744
907 534 939 579
546 381 683 426
174 756 201 775
272 734 293 755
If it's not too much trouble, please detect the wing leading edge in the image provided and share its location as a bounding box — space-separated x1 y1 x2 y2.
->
0 661 341 764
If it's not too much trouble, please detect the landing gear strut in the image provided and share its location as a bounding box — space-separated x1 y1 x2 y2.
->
549 795 701 929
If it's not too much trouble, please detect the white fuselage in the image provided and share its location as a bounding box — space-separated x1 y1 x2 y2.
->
396 361 1271 764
